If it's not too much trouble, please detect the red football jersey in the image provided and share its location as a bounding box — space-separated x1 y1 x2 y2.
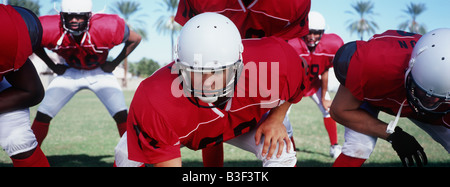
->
288 33 344 96
39 14 126 70
175 0 311 39
0 5 33 81
338 30 450 128
127 37 307 164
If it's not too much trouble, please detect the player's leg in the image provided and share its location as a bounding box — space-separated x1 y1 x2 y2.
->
114 133 145 167
0 109 49 167
310 88 340 158
332 127 377 167
202 143 224 167
89 68 128 137
32 72 80 145
332 102 380 167
226 112 297 167
202 110 295 167
409 118 450 153
113 110 128 137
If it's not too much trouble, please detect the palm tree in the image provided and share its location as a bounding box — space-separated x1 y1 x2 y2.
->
398 2 427 34
155 0 182 60
346 1 378 40
110 0 148 87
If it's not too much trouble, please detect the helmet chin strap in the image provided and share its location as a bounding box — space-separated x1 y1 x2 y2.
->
386 100 407 134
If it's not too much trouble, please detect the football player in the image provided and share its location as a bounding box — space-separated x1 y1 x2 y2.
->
288 11 344 158
175 0 311 167
31 0 142 146
175 0 311 40
330 29 450 167
114 13 308 167
0 5 49 167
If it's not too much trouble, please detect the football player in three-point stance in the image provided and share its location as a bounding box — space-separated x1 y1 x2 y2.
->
31 0 141 146
175 0 311 167
0 5 49 167
331 29 450 167
114 13 309 167
288 11 344 158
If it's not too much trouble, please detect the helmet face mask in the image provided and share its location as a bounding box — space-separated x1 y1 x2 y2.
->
304 29 324 48
60 12 91 36
178 59 243 105
174 13 244 108
406 74 450 114
60 0 93 36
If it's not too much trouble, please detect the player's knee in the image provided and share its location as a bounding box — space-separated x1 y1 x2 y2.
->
35 111 52 123
256 138 297 167
1 128 38 157
341 141 375 159
113 110 128 124
114 134 143 167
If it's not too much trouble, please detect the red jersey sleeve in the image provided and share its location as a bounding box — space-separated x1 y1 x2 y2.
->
89 14 126 48
39 15 62 49
0 5 32 78
127 81 181 165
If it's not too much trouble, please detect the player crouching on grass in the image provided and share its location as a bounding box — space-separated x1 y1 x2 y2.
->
0 5 49 167
114 13 309 167
330 29 450 167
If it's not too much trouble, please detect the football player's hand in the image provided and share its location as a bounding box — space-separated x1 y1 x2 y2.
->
321 98 332 111
387 126 428 167
52 64 68 75
101 62 116 73
255 117 291 160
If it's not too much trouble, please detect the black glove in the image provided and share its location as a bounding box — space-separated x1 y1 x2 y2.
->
387 126 427 167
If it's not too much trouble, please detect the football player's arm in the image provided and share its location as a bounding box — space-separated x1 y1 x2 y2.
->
320 69 331 111
102 27 142 73
255 101 292 160
329 85 390 140
34 47 68 75
0 59 44 114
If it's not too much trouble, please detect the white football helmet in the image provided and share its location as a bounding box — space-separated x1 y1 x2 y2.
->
175 13 244 107
60 0 93 36
306 11 326 47
405 28 450 114
309 11 326 31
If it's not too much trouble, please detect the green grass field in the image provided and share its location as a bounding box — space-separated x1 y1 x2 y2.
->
0 90 449 167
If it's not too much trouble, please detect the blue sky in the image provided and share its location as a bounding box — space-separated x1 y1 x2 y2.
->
22 0 450 65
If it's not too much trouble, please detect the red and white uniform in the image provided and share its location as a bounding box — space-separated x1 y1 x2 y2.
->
343 30 450 127
36 13 128 119
0 5 32 81
175 0 311 39
125 37 307 165
334 30 450 158
39 14 126 70
288 33 344 97
0 5 43 159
